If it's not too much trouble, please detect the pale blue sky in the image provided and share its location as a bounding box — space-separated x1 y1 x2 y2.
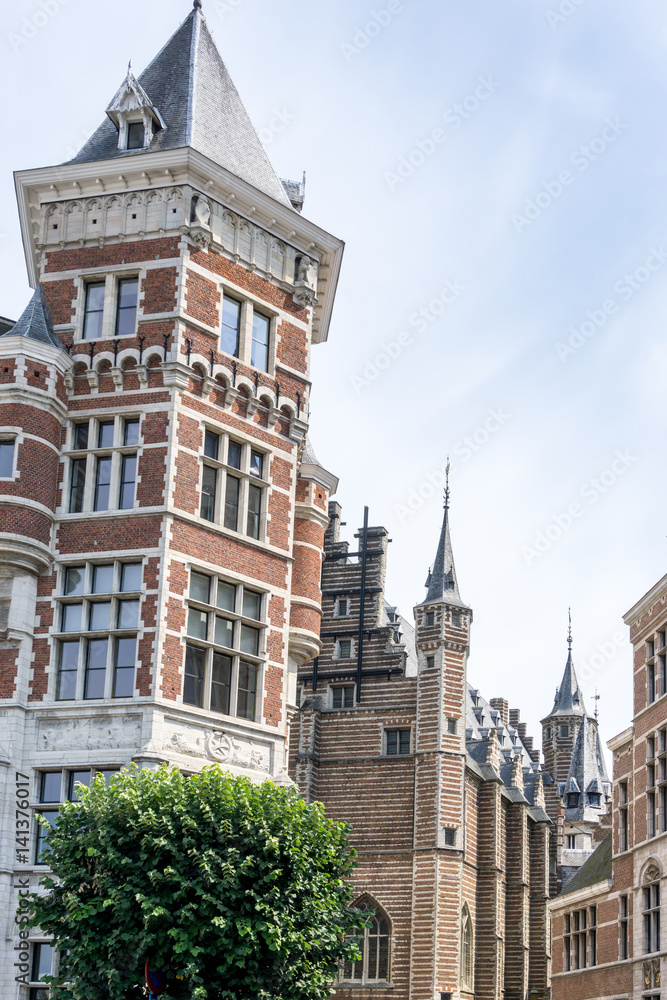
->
2 0 667 753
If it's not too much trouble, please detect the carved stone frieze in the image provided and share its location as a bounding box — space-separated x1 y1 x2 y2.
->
38 715 141 751
166 725 270 773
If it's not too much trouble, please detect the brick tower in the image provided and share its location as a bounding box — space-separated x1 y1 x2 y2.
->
0 5 342 995
412 480 472 1000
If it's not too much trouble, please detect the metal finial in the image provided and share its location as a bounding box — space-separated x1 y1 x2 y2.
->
128 60 132 74
567 607 572 651
444 456 451 512
593 689 601 722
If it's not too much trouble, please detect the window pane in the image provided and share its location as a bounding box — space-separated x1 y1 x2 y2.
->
204 430 219 460
121 563 142 592
69 457 87 513
84 638 108 698
227 441 241 469
236 661 257 720
211 652 232 714
73 421 89 450
117 599 140 629
57 640 79 700
399 730 411 754
35 811 58 863
96 769 119 785
242 589 262 620
344 686 354 708
97 421 115 448
119 455 137 509
249 450 263 478
190 572 210 604
221 297 241 356
89 601 111 631
123 418 140 446
188 608 209 640
32 942 54 983
92 564 114 594
62 603 82 632
224 476 240 531
40 772 62 803
116 279 138 337
240 624 260 656
200 465 217 521
247 483 261 539
94 457 112 511
127 122 145 149
114 637 136 697
386 731 397 755
68 769 92 800
83 282 105 340
64 566 85 596
0 440 15 477
217 581 236 612
378 934 389 979
215 616 234 648
251 312 270 371
183 645 205 707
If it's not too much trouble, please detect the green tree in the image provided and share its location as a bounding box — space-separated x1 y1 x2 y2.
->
30 764 367 1000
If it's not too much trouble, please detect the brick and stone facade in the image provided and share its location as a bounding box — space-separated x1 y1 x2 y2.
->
290 500 554 1000
0 5 341 996
550 571 667 1000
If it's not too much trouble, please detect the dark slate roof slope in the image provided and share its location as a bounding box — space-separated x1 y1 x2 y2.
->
1 285 62 348
0 317 15 336
69 7 292 209
559 834 612 896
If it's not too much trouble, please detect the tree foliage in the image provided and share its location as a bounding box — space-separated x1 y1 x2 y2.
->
30 764 367 1000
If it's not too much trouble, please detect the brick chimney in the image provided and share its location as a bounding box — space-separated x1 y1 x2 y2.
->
489 698 509 727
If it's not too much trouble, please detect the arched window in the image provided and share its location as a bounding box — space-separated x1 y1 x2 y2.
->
341 898 391 984
460 902 474 991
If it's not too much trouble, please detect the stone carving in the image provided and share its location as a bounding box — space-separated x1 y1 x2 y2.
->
644 863 661 884
293 255 317 307
167 727 270 773
191 194 211 228
39 715 141 752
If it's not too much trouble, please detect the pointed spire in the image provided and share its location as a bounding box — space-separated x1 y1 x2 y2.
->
563 714 611 820
422 461 468 608
1 285 62 349
69 8 292 208
544 610 587 719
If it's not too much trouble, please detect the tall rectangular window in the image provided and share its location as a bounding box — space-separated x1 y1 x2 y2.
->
224 476 240 531
619 782 628 852
119 454 137 509
644 882 660 953
648 662 656 705
83 282 105 340
94 457 112 511
200 465 217 521
69 458 87 513
127 121 145 149
31 943 54 987
0 438 15 478
619 895 629 960
247 482 261 539
221 296 241 357
183 570 265 721
113 637 136 697
648 791 656 838
115 278 138 337
251 312 270 371
57 640 79 700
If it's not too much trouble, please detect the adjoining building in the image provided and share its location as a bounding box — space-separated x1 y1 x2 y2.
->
550 572 667 1000
0 4 341 996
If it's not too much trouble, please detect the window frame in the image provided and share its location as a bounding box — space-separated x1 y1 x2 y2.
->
54 560 143 702
0 435 17 480
78 273 141 342
65 416 142 515
182 568 266 723
385 728 411 756
331 685 355 709
643 881 661 954
198 427 268 541
218 285 277 373
340 899 391 985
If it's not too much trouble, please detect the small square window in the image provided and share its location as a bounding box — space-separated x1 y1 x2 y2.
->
447 718 457 735
98 421 115 449
338 639 352 659
386 729 411 755
332 686 354 709
40 771 62 803
204 430 220 460
560 725 570 738
443 827 457 847
452 612 461 627
92 565 114 594
426 655 435 669
120 563 142 592
242 589 262 621
190 571 211 604
216 581 236 612
123 418 140 446
227 441 242 469
337 598 348 616
425 611 435 626
64 566 85 596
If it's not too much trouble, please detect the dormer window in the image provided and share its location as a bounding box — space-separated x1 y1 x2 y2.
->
127 122 145 150
105 63 165 153
567 792 579 808
588 793 601 808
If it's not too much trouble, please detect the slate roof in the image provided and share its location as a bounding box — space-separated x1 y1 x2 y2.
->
421 502 469 609
0 317 15 336
69 5 292 209
1 285 62 349
544 644 587 719
559 833 612 896
563 714 611 822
